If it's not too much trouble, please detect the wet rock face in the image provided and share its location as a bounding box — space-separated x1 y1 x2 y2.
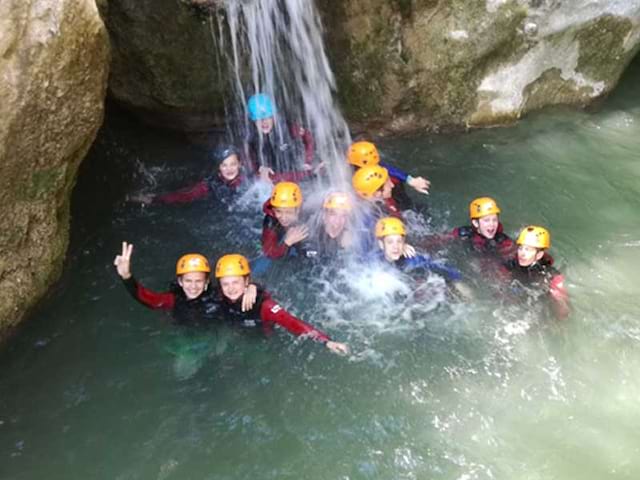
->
0 0 109 339
102 0 227 131
320 0 640 131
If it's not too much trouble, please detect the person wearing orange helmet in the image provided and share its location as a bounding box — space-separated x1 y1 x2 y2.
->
423 197 515 260
302 192 355 259
348 140 431 195
261 181 309 259
351 165 403 218
375 217 462 281
114 242 256 324
501 226 570 319
213 254 349 355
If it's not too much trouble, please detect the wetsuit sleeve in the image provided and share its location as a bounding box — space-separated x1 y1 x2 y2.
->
260 296 330 342
121 277 176 310
380 161 409 183
384 198 403 218
290 124 314 167
414 256 463 281
549 273 570 319
261 218 289 259
497 237 517 260
155 180 210 204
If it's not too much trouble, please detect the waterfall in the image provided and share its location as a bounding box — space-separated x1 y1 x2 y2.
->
222 0 352 189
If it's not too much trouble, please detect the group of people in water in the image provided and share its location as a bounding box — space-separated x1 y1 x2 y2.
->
114 93 570 356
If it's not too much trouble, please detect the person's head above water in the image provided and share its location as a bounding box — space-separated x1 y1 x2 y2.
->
215 254 251 302
469 196 502 240
212 144 241 182
248 93 276 135
348 141 380 168
175 253 211 300
270 181 303 227
322 192 351 239
516 225 550 267
352 165 393 201
376 217 407 262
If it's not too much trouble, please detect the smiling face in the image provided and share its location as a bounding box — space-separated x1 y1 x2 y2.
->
323 208 349 238
219 154 240 181
177 271 208 299
219 275 249 302
273 207 300 228
379 234 405 262
472 214 499 239
255 117 274 134
517 244 544 267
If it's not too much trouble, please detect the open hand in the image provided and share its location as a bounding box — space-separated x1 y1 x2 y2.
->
284 225 309 246
114 241 133 280
402 243 416 258
407 176 430 195
326 341 349 355
126 193 155 204
241 284 258 312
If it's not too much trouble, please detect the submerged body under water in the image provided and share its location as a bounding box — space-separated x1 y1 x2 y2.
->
2 64 640 479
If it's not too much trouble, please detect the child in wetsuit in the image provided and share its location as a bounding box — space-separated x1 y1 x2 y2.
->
501 225 570 320
113 242 256 325
130 144 247 205
261 181 309 259
213 253 349 354
245 93 324 184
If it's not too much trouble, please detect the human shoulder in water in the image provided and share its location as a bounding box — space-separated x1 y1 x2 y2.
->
127 143 248 206
113 242 257 326
245 93 325 183
213 253 349 355
500 225 570 320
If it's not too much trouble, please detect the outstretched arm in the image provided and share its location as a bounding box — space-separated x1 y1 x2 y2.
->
114 242 176 310
260 296 349 354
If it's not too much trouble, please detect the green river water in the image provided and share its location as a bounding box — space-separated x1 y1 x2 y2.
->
1 60 640 479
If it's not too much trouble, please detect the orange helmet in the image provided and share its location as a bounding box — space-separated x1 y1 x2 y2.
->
215 254 251 278
375 217 406 238
352 165 389 198
176 254 211 276
469 197 501 219
270 182 302 208
348 141 380 168
517 226 550 249
323 192 351 210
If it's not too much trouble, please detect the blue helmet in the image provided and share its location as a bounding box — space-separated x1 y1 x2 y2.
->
247 93 276 121
211 144 238 164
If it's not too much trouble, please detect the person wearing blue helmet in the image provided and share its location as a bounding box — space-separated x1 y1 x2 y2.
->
246 93 321 184
129 143 248 205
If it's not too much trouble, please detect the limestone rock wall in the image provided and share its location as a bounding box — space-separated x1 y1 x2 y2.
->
320 0 640 131
102 0 227 131
0 0 110 339
101 0 640 133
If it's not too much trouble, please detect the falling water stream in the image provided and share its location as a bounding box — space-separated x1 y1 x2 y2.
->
1 2 640 478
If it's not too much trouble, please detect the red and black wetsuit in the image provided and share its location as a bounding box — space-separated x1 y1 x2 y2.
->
154 173 246 204
261 200 306 259
247 121 315 182
215 287 330 343
121 277 220 326
501 253 570 319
